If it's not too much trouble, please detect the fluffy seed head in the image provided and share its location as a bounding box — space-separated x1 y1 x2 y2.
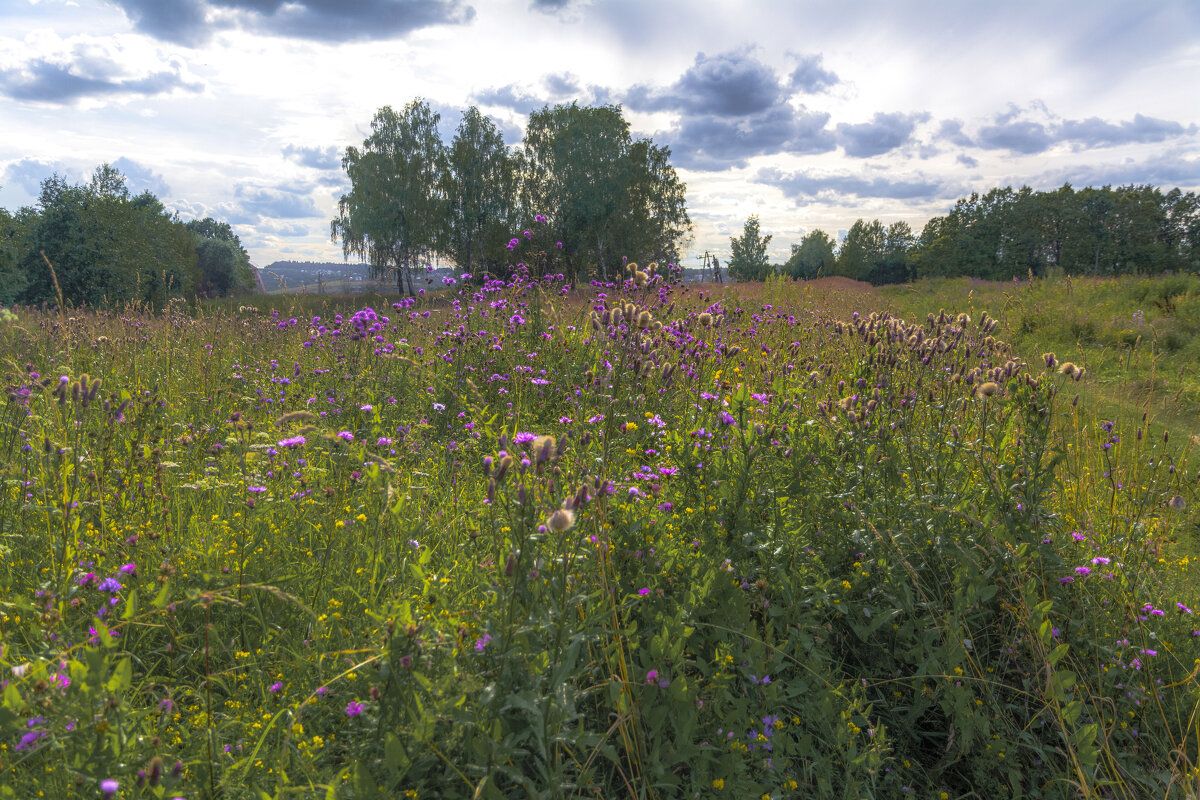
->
698 312 713 327
975 382 1000 398
547 507 576 532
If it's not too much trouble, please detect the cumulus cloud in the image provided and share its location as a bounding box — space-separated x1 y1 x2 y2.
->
956 153 979 168
282 144 342 171
2 158 77 196
0 55 202 103
671 104 836 171
966 106 1195 155
111 157 171 197
626 50 785 117
473 83 546 114
529 0 573 13
623 51 841 170
1037 151 1200 189
233 182 320 220
543 72 580 97
756 167 956 202
1058 113 1197 149
787 54 838 93
106 0 475 46
836 112 929 158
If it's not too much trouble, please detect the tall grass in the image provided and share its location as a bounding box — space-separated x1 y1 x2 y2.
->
1 249 1198 798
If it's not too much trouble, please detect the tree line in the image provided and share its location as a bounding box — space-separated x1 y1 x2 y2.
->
331 100 691 294
728 183 1200 285
0 164 257 308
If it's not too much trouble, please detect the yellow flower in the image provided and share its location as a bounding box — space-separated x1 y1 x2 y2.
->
712 778 724 790
625 421 638 432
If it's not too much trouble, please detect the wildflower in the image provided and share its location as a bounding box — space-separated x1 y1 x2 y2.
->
345 701 366 716
975 381 999 398
269 682 282 694
546 508 575 532
336 431 354 442
101 779 119 796
713 778 725 790
278 435 306 447
474 634 493 651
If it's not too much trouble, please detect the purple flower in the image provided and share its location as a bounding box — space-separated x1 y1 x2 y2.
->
345 700 366 717
118 563 137 574
474 634 493 652
101 779 119 796
638 588 651 596
337 431 354 441
278 435 306 448
99 577 123 593
269 682 282 694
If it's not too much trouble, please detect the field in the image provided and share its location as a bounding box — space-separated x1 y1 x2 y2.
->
2 254 1199 799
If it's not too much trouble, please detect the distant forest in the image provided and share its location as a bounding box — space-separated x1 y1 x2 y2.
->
0 165 257 307
730 183 1200 285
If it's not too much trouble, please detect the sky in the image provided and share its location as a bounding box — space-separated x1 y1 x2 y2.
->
1 0 1198 269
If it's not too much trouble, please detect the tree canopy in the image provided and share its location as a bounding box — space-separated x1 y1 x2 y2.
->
728 215 773 281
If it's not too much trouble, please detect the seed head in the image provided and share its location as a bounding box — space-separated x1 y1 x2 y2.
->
1168 495 1186 511
698 312 713 327
546 507 576 532
975 382 1000 398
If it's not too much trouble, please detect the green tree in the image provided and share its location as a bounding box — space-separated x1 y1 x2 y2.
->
728 215 773 281
440 106 517 277
784 229 836 279
187 217 257 296
0 203 30 305
332 100 446 295
521 103 690 281
835 218 885 281
18 165 198 308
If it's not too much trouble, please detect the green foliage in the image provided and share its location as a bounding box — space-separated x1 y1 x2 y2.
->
728 215 773 281
0 205 30 305
1 256 1198 799
520 102 690 282
16 166 200 308
332 100 447 295
440 106 518 277
911 183 1200 280
187 217 257 297
784 229 836 280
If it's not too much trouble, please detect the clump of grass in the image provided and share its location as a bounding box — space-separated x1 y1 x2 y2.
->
0 235 1197 799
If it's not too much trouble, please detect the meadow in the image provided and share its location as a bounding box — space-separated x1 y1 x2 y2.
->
1 239 1199 799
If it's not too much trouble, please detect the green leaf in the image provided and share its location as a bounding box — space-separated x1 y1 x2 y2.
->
1048 642 1069 667
107 657 132 694
122 588 138 620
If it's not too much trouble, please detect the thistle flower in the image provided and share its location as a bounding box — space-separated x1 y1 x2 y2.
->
547 507 575 532
698 312 713 327
1168 495 1186 511
1058 362 1083 380
975 382 999 398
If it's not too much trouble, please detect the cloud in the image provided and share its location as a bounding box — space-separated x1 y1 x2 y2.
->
956 153 978 168
473 83 546 114
975 118 1055 154
836 112 928 158
529 0 573 13
257 220 310 237
756 167 956 202
1058 113 1197 149
106 0 475 46
626 51 784 117
0 56 202 103
938 119 973 147
669 104 836 171
111 157 171 197
233 183 320 219
787 54 838 93
282 144 342 171
970 108 1196 155
543 72 580 97
2 158 77 196
1037 151 1200 190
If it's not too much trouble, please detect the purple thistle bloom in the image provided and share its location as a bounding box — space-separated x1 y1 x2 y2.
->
474 634 493 651
278 435 306 448
345 700 366 717
337 431 354 441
